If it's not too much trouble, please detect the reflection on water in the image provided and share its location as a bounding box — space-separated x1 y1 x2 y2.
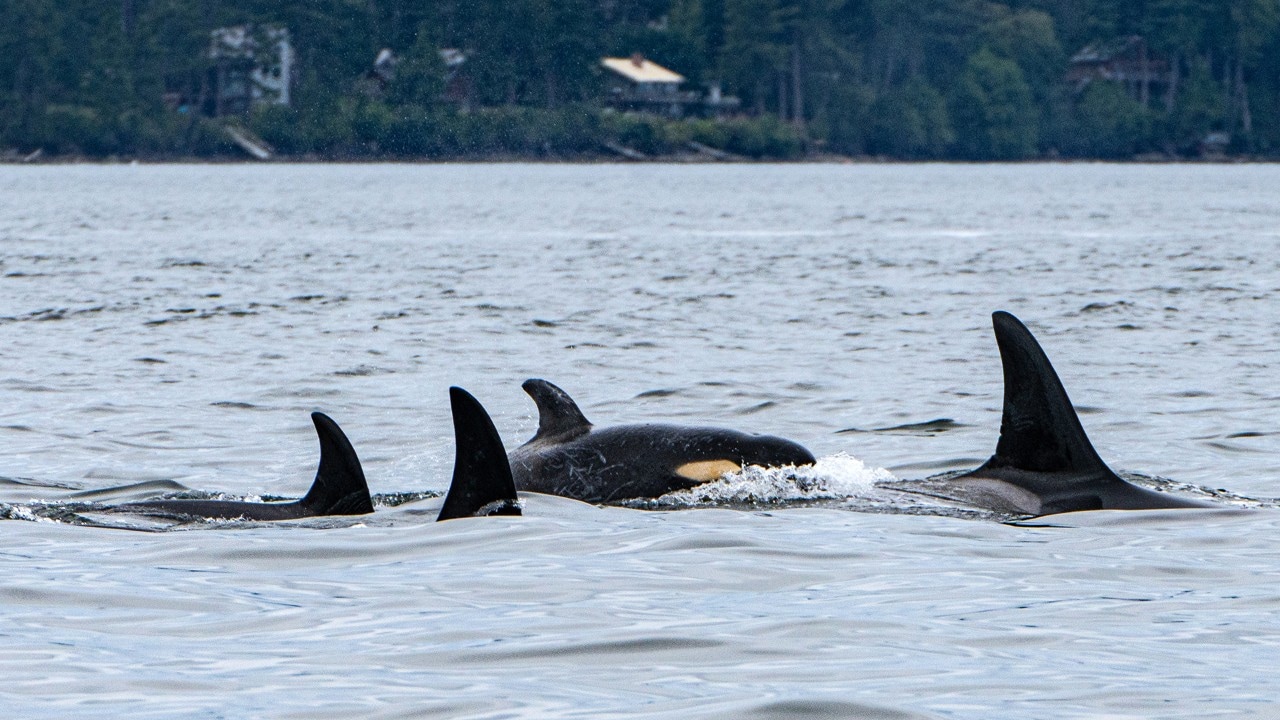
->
1 164 1279 718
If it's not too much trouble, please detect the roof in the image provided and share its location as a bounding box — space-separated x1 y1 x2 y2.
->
602 56 684 84
210 25 290 60
439 48 466 69
1070 36 1145 65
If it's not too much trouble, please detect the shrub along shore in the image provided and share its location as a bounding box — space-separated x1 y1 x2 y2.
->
3 105 806 162
4 103 1271 163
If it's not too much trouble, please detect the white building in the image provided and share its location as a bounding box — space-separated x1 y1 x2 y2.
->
208 25 295 116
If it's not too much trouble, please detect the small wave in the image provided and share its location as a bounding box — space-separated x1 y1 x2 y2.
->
0 305 108 323
634 387 679 398
333 364 391 377
736 400 776 415
838 418 966 435
1204 440 1268 454
0 475 80 489
69 479 190 500
1122 472 1276 509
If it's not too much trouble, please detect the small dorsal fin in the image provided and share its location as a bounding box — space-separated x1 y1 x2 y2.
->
521 378 592 443
976 311 1119 477
300 412 375 516
438 387 522 521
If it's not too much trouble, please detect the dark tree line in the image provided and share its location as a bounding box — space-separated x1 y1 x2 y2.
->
2 0 1278 158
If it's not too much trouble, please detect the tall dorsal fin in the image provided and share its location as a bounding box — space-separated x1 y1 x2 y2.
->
522 378 592 443
438 387 522 521
977 311 1119 477
300 412 375 516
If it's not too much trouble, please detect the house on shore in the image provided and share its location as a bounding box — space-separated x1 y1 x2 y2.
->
602 54 695 117
204 25 296 116
356 47 472 108
438 48 472 108
160 24 295 118
600 53 745 119
1066 35 1167 104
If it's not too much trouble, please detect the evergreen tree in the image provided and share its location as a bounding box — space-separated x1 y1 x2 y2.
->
1164 57 1225 151
666 0 710 81
867 77 953 158
1058 81 1152 157
1 0 62 144
4 0 1279 157
979 9 1064 104
949 47 1038 159
529 0 601 107
720 0 794 112
387 25 447 107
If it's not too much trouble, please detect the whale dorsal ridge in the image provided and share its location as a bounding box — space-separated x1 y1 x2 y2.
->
978 311 1118 478
300 412 375 516
438 387 522 521
522 378 592 443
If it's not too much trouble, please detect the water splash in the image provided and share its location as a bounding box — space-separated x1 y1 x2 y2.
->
629 453 896 508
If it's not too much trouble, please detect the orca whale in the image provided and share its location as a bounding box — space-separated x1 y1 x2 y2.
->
892 311 1214 516
117 412 374 521
437 387 522 521
114 390 521 523
509 378 817 503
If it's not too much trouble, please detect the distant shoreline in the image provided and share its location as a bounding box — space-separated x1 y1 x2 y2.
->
3 151 1272 165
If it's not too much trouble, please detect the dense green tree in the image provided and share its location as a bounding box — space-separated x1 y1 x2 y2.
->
669 0 708 62
949 48 1038 159
1144 0 1210 115
1224 0 1280 142
811 81 872 153
720 0 794 112
3 0 1280 157
979 9 1063 103
1163 57 1225 152
1 0 63 144
529 0 602 106
1055 81 1152 157
387 25 447 107
867 77 953 158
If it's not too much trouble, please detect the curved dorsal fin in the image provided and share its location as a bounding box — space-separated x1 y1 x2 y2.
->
300 412 375 516
979 311 1118 477
438 387 521 521
522 378 592 443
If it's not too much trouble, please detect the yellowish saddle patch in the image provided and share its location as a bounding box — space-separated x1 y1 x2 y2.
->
674 459 743 482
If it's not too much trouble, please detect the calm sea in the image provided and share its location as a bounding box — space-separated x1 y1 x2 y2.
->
1 163 1278 718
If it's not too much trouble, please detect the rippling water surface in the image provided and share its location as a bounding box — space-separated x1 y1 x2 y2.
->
2 163 1279 718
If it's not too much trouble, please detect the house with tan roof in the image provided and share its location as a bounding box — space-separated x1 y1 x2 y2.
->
601 53 702 117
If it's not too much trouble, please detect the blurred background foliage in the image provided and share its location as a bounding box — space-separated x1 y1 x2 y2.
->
1 0 1276 159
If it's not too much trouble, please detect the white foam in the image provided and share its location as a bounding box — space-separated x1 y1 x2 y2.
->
652 453 897 506
1 503 57 523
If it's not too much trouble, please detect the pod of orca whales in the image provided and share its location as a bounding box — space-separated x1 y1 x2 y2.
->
64 311 1220 526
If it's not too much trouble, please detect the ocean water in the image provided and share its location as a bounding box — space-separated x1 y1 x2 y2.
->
1 163 1278 718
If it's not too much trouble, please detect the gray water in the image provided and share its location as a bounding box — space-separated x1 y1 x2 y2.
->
1 163 1279 718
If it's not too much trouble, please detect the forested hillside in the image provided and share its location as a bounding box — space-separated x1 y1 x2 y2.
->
2 0 1277 159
